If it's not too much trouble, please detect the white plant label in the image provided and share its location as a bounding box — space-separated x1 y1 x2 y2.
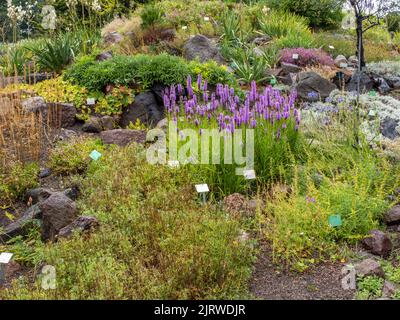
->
168 160 180 168
292 54 299 60
204 17 210 22
87 98 96 105
340 63 348 69
0 252 13 264
195 184 209 193
243 169 256 180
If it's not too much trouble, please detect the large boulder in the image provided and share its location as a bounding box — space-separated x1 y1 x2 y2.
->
95 51 113 62
58 216 99 240
295 72 337 101
183 35 225 65
280 62 302 75
384 206 400 225
120 92 164 127
39 192 78 241
362 230 393 258
100 129 147 147
25 188 52 205
82 116 103 133
347 72 374 93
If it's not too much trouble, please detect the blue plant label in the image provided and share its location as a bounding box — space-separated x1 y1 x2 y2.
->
89 150 102 161
329 215 342 227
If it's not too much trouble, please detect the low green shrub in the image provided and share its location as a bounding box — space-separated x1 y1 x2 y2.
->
0 162 39 204
64 53 235 92
1 144 255 299
47 138 105 175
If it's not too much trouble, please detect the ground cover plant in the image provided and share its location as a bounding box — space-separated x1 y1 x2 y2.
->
1 0 400 302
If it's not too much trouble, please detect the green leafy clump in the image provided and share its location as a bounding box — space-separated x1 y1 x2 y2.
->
1 144 255 299
47 137 105 175
63 53 235 92
356 276 384 300
140 3 165 29
0 162 39 204
267 0 345 30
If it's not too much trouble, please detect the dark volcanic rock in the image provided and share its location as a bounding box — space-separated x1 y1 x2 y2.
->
100 129 147 146
58 216 99 240
183 35 225 64
384 206 400 225
295 72 337 101
39 192 78 241
362 230 393 258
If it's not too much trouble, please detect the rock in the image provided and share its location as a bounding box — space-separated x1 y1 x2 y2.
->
21 96 47 114
377 78 391 94
151 83 170 105
38 168 52 179
39 192 78 241
183 35 225 65
160 28 176 41
100 116 116 131
25 188 52 205
355 258 385 277
384 76 400 89
103 32 123 45
63 186 80 201
53 128 77 142
384 206 400 225
295 72 337 101
362 230 393 258
120 92 164 127
82 116 103 133
100 129 147 147
57 216 99 240
380 117 399 140
223 193 256 219
348 55 359 67
0 205 42 242
280 62 302 75
47 103 77 128
334 55 348 68
95 51 113 61
382 280 398 298
347 72 374 93
251 35 272 46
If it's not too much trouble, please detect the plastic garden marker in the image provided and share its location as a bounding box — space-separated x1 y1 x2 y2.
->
368 110 376 117
0 252 13 285
89 150 102 161
270 78 277 86
292 54 299 60
329 45 335 50
369 91 377 97
329 215 342 228
168 160 180 168
195 184 209 205
204 17 210 22
340 63 348 69
87 98 96 106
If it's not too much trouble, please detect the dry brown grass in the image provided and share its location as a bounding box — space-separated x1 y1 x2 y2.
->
0 88 61 167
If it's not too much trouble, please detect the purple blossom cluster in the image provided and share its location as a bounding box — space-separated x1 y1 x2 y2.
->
163 75 301 137
280 48 335 68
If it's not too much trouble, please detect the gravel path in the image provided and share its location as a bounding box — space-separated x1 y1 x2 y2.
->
250 244 356 300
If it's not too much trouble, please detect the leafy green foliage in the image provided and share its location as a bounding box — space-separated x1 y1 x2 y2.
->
64 53 235 92
140 3 165 29
48 138 105 175
0 162 39 204
356 276 384 300
1 144 255 299
267 0 345 29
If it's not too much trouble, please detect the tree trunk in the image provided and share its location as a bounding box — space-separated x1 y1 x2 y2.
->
356 16 366 69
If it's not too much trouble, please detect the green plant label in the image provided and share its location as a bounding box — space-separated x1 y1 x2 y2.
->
89 150 102 161
270 78 277 85
368 91 377 97
329 215 342 228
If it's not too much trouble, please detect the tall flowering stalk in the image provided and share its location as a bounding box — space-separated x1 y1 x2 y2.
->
163 76 303 194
